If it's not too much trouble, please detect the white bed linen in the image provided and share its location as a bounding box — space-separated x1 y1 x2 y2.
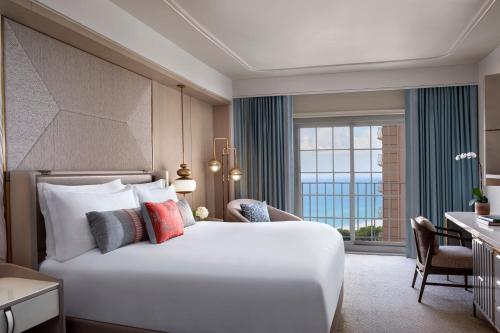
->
40 221 344 333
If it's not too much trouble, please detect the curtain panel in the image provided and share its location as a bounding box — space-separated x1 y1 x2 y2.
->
405 86 478 258
233 96 294 212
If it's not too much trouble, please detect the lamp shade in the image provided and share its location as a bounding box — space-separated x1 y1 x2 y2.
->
208 158 221 172
173 178 197 194
229 168 243 181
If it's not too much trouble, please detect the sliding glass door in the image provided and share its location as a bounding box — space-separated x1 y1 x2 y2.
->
295 118 405 245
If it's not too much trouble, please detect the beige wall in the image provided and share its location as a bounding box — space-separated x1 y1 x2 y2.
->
294 90 405 116
212 105 232 218
152 82 215 215
479 44 500 214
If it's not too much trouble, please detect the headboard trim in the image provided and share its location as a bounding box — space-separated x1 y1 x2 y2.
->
10 171 154 269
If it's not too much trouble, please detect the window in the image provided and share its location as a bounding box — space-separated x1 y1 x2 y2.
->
296 121 405 244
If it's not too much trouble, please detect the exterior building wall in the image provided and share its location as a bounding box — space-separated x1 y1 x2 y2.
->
380 125 406 242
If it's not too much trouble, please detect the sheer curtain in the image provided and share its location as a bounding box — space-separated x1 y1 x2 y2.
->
405 86 478 257
233 96 294 212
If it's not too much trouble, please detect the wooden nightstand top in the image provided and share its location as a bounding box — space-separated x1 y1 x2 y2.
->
0 277 59 309
200 218 224 222
0 263 64 332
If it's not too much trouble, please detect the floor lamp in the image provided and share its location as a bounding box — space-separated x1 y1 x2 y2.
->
207 138 242 219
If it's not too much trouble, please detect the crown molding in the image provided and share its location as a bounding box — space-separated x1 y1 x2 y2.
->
293 109 405 119
163 0 496 73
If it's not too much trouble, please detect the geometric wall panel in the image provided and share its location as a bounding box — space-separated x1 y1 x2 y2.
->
4 19 152 171
0 38 4 261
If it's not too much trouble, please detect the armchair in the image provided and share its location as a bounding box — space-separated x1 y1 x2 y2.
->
410 217 473 303
226 199 302 223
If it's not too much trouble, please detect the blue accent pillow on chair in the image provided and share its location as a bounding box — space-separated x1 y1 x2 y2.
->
240 201 271 222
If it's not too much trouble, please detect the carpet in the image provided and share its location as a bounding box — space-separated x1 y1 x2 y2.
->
339 254 494 333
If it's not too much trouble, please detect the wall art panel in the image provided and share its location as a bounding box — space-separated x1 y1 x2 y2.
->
4 19 152 171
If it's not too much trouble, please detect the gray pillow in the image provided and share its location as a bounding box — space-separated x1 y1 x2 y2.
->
86 208 147 254
176 199 196 228
240 201 271 222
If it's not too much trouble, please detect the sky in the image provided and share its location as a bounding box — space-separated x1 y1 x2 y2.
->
300 126 383 179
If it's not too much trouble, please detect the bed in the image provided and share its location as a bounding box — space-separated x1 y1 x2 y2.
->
9 171 345 333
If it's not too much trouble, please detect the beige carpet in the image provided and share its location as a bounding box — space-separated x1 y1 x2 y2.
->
339 254 495 333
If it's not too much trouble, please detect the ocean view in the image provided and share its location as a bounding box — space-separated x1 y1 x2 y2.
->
298 124 405 241
301 173 384 230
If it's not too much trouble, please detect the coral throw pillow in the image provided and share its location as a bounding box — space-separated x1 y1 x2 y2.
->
142 200 184 244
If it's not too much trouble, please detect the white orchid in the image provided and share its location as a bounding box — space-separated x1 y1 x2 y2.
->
455 152 478 160
455 151 486 203
195 206 209 220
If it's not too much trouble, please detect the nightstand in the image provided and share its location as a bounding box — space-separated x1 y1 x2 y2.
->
0 263 64 333
200 217 224 222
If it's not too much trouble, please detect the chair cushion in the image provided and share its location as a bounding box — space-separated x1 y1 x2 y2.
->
240 201 271 222
415 216 439 253
431 246 472 269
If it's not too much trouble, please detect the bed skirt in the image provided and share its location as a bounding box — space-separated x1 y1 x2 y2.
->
65 284 344 333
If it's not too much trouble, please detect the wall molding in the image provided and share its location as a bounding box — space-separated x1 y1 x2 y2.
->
164 0 495 73
293 109 405 119
233 64 479 97
8 0 231 103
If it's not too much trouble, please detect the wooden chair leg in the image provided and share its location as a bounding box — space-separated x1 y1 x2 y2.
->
473 302 476 317
464 275 468 291
411 266 418 288
418 268 429 303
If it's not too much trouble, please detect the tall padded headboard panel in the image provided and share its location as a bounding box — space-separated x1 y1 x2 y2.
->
10 171 153 270
3 18 152 171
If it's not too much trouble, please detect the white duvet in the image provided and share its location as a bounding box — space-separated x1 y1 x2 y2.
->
40 221 344 333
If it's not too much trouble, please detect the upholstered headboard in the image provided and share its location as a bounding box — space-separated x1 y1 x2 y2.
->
9 171 154 270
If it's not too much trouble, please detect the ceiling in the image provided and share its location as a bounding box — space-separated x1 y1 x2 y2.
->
111 0 500 79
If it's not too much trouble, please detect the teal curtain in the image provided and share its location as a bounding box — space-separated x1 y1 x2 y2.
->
233 96 294 211
405 86 478 257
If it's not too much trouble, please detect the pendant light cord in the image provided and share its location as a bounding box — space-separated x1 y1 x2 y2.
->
179 85 185 164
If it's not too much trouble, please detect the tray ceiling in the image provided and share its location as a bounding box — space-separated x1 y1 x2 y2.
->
112 0 500 79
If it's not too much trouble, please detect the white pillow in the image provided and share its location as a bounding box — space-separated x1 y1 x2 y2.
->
38 179 126 259
46 188 138 262
130 180 165 203
131 179 165 191
136 185 178 203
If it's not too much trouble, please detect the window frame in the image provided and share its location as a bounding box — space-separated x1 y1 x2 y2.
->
294 115 405 250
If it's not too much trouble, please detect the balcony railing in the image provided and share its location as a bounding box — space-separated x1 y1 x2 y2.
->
301 181 406 243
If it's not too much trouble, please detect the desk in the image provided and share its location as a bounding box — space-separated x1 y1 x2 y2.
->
446 212 500 249
445 212 500 332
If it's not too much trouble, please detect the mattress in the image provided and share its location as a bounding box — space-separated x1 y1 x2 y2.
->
40 221 344 333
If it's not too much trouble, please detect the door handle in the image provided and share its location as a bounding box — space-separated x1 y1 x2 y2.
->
5 309 14 333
